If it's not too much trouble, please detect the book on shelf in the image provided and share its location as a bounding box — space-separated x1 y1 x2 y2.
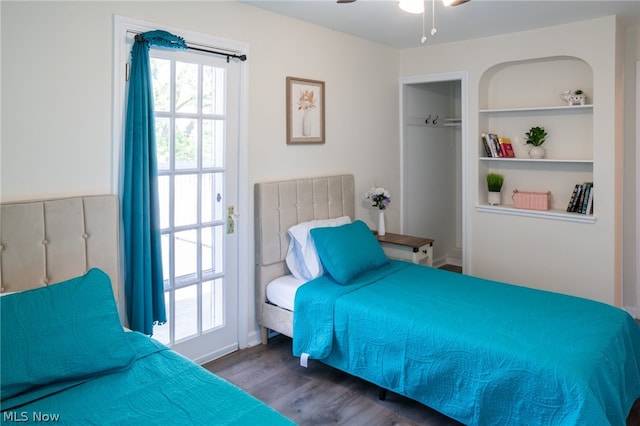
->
566 184 581 212
488 133 503 157
582 183 593 214
498 137 515 158
481 133 500 157
566 182 593 214
481 133 493 157
480 133 515 158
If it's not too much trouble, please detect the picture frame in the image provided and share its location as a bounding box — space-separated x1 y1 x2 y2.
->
286 77 325 144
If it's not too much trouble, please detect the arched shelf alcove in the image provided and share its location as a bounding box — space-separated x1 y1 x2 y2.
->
476 56 595 223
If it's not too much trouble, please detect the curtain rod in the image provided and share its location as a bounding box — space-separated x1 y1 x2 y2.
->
133 33 247 63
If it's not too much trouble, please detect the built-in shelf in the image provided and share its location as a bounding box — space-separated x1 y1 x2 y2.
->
479 105 593 114
476 204 596 224
479 157 593 164
478 57 595 223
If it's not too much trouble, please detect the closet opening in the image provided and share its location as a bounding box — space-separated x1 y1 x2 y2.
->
400 73 469 272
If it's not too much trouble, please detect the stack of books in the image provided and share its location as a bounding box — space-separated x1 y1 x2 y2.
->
566 182 593 214
481 133 515 158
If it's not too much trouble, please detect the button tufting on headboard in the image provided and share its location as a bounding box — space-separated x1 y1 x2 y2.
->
0 195 120 298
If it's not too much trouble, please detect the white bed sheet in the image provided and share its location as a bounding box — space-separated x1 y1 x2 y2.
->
266 275 307 311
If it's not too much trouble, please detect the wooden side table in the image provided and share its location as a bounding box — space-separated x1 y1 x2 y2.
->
375 232 434 267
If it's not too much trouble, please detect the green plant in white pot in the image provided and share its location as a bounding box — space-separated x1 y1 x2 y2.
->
525 126 547 159
486 173 504 205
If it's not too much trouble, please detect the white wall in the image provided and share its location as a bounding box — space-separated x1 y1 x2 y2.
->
1 2 400 206
0 1 399 344
623 27 640 317
400 16 638 307
2 2 638 343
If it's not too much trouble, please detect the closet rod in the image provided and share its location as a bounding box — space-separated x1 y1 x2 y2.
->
131 32 247 62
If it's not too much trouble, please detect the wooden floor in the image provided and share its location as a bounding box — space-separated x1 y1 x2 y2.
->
204 334 463 426
437 264 462 273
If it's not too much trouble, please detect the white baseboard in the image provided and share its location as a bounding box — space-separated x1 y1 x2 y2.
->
433 259 463 269
246 329 262 348
193 342 238 365
446 256 462 267
433 255 462 268
433 257 447 268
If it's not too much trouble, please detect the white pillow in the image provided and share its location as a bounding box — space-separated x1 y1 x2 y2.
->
286 216 351 280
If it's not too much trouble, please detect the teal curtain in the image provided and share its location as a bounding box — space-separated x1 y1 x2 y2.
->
122 30 186 335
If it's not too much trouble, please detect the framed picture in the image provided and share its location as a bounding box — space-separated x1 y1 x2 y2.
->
286 77 325 144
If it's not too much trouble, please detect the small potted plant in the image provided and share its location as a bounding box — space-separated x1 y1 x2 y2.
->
525 126 547 159
486 172 504 205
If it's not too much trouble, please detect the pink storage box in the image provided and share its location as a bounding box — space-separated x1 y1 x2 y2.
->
512 190 550 211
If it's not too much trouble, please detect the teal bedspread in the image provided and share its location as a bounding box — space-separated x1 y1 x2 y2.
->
293 261 640 425
1 268 293 425
2 332 295 425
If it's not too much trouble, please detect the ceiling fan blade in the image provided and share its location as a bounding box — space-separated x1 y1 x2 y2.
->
445 0 471 6
337 0 357 3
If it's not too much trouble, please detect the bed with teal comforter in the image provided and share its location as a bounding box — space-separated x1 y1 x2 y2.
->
293 221 640 425
1 269 294 425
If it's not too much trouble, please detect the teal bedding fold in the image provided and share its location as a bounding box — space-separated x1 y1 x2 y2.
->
1 269 136 401
293 261 640 425
293 261 408 359
2 332 295 425
1 268 294 425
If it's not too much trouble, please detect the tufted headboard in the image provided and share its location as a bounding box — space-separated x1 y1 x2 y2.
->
254 174 355 338
0 195 120 298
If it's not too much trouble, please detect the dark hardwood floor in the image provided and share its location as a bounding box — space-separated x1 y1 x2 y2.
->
437 264 462 274
204 334 463 426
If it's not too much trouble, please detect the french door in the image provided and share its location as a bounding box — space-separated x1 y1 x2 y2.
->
148 48 240 364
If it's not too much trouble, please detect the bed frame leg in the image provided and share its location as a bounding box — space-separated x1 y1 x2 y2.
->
260 326 269 345
627 397 640 426
378 388 387 401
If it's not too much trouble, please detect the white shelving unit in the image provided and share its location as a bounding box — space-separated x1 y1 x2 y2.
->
476 204 596 224
479 157 592 164
478 100 594 223
479 105 593 114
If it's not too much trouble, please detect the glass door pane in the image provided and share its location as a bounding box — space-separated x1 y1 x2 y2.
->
149 47 239 363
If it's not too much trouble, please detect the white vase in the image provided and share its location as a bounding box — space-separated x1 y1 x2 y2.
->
378 210 386 236
302 109 312 136
487 191 501 206
529 146 545 159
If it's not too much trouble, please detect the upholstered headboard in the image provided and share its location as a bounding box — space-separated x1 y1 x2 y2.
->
0 195 120 298
254 175 355 335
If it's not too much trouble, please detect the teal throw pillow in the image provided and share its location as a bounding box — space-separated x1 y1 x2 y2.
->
310 220 388 285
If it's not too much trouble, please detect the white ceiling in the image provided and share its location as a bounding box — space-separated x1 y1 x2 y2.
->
243 0 640 49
